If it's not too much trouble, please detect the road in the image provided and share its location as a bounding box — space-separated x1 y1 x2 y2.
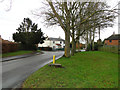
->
2 51 64 89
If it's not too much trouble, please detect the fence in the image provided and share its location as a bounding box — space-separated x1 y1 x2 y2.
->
98 45 119 54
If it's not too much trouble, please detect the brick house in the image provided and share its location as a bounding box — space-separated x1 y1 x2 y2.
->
76 42 85 49
104 34 120 46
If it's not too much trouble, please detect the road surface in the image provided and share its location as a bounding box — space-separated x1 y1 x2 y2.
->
2 51 64 89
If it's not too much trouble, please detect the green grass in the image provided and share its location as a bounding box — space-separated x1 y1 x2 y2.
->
2 50 34 58
22 51 118 88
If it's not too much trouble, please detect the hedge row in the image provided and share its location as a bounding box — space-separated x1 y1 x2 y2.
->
2 43 19 53
38 47 52 51
98 46 119 54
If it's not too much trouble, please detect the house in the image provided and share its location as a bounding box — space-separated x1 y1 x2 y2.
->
104 33 120 46
76 42 85 49
38 37 65 50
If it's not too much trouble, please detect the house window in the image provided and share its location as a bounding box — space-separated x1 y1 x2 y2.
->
60 41 62 44
53 41 55 43
109 40 112 42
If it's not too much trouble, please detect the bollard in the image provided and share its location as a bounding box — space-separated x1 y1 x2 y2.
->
53 55 55 64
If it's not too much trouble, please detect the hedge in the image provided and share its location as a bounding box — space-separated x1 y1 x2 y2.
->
38 47 52 51
98 45 119 54
2 43 19 53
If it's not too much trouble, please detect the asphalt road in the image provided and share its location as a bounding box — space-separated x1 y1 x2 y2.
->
2 51 64 89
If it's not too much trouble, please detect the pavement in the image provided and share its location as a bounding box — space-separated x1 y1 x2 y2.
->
2 51 64 89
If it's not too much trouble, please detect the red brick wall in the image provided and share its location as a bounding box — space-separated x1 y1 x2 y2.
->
105 40 119 46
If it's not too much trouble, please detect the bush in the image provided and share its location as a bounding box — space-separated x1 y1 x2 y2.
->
87 44 92 51
19 43 37 51
87 42 103 51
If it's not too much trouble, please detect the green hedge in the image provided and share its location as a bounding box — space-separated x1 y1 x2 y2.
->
98 46 119 54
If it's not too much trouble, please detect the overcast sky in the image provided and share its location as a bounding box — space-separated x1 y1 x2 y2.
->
0 0 119 43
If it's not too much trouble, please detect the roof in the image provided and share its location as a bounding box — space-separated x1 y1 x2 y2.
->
105 34 120 40
56 44 61 46
47 37 65 41
0 36 15 44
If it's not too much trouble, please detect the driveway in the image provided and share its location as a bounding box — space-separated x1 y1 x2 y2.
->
2 51 64 89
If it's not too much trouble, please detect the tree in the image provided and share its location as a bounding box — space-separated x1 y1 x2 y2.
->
33 1 117 56
13 18 45 50
42 1 71 57
76 2 116 51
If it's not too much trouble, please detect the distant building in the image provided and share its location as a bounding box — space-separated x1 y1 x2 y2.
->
104 33 120 46
76 43 85 49
38 37 65 50
0 35 13 44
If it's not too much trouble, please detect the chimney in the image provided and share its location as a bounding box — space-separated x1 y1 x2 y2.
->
113 32 115 35
59 36 61 39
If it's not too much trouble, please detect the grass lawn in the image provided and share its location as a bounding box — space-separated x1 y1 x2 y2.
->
2 50 34 58
22 51 118 88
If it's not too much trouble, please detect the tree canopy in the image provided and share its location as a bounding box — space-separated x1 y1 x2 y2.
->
33 1 117 56
13 18 45 50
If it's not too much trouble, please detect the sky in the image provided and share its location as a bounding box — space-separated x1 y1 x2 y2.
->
0 0 119 43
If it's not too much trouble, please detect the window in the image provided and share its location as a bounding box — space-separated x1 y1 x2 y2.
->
109 40 112 42
60 41 62 44
53 41 55 43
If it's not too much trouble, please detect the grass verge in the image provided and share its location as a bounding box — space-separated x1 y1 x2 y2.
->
2 50 34 58
22 51 118 88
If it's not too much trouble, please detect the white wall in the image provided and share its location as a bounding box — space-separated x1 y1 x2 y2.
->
38 40 65 49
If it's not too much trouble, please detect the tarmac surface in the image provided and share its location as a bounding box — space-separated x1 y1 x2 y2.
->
2 51 64 89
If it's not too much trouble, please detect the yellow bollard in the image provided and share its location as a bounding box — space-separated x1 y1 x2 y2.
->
53 55 55 64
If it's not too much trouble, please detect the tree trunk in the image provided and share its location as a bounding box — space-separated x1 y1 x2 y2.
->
98 26 100 40
64 2 71 57
86 31 89 50
89 29 92 50
71 40 75 56
74 41 76 53
71 35 75 56
77 40 80 51
71 30 75 56
65 30 70 57
92 28 95 51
